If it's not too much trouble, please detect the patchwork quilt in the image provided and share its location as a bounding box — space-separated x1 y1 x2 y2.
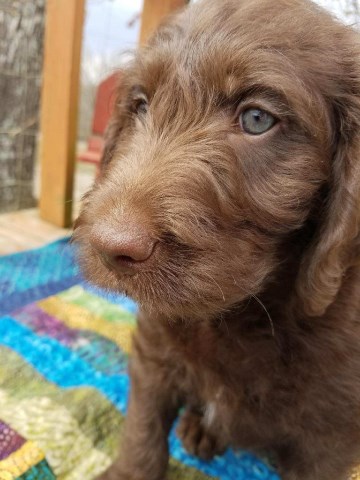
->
0 239 357 479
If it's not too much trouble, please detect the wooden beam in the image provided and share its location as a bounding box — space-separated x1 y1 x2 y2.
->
39 0 85 227
139 0 188 44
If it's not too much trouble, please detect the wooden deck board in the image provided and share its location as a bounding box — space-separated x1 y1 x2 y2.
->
0 209 71 255
0 160 96 255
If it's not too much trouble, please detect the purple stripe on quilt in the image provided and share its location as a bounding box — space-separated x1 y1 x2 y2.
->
0 420 26 460
12 303 129 376
13 303 78 344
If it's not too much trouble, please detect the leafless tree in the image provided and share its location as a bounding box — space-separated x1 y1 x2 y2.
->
0 0 45 212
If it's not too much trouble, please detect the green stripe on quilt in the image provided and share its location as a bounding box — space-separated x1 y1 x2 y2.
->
0 388 112 480
0 347 211 480
58 286 136 325
0 347 122 456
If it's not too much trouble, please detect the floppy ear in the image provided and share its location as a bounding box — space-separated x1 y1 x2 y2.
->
296 85 360 317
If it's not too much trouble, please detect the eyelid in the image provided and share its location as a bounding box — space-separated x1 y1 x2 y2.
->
130 84 147 97
133 92 148 103
226 83 289 113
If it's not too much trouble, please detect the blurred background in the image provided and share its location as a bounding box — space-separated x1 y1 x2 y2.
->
0 0 359 253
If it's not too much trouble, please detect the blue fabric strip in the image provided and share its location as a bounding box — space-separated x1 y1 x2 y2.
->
0 238 79 316
0 238 77 295
0 237 72 262
0 276 81 317
0 236 138 316
169 429 279 480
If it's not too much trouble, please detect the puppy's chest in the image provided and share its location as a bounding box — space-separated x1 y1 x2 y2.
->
166 323 286 421
168 322 235 368
168 324 254 396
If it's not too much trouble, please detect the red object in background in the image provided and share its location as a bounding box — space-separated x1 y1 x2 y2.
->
78 72 120 165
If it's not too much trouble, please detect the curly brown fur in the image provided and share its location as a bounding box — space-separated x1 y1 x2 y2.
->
74 0 360 478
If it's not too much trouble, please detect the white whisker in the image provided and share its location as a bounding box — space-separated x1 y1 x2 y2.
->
251 294 275 337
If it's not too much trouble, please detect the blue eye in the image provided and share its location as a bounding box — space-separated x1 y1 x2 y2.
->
240 108 276 135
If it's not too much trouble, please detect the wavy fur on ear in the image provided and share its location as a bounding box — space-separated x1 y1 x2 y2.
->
296 42 360 316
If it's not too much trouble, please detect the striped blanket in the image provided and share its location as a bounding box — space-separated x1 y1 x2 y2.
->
0 239 356 480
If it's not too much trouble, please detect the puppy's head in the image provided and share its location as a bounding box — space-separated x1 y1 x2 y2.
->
74 0 360 320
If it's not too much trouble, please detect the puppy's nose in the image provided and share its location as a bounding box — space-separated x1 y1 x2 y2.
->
90 221 156 274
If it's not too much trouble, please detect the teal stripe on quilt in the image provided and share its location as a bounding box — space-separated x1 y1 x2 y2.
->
0 238 77 296
0 316 129 410
17 459 55 479
12 302 128 376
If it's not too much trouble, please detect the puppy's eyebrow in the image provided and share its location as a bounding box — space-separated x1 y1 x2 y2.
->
221 84 290 111
129 85 147 100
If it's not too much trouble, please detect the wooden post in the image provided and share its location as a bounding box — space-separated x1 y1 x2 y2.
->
139 0 188 44
39 0 85 227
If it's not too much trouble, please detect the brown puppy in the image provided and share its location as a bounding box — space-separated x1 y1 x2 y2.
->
74 0 360 478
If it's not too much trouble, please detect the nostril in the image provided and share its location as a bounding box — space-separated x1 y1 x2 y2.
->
114 254 143 265
116 255 136 263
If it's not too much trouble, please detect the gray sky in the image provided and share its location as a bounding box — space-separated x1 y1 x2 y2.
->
84 0 142 56
83 0 349 54
82 0 351 83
